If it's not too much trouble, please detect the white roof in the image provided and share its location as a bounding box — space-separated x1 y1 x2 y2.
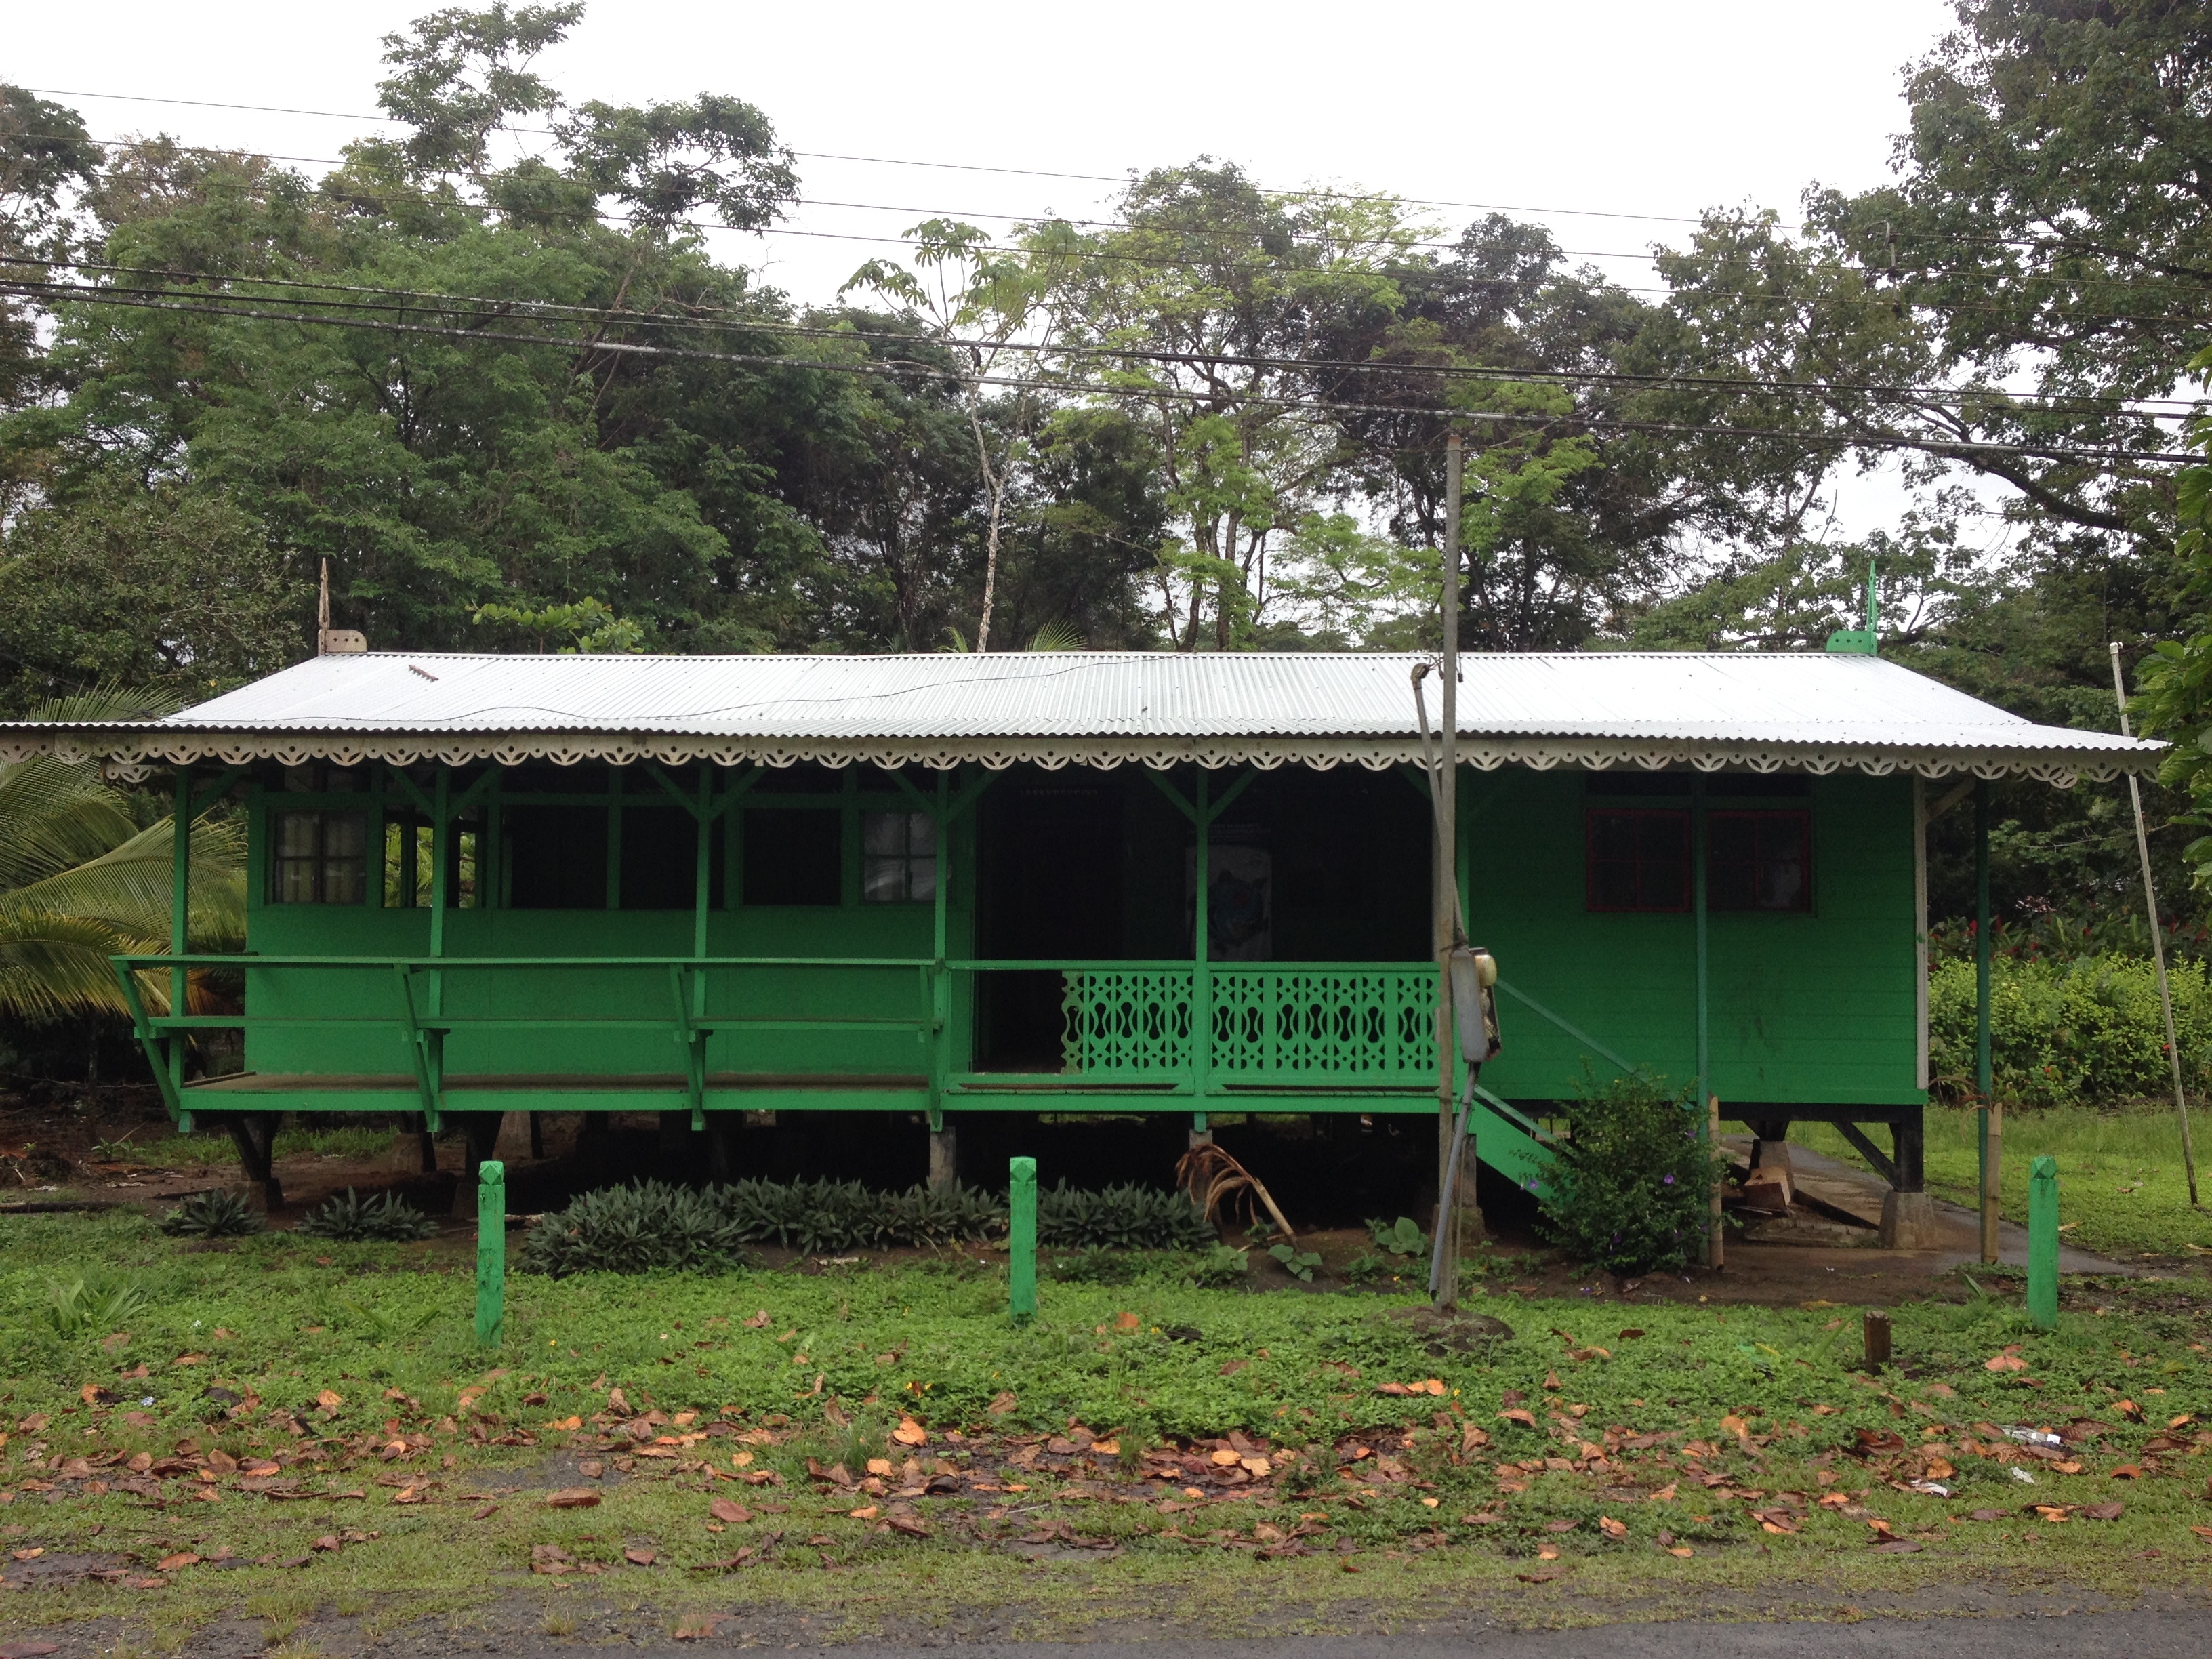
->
1 650 2156 783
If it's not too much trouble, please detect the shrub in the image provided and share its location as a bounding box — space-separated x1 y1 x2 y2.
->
1536 1071 1723 1276
157 1189 264 1239
1367 1216 1426 1258
1929 954 2212 1107
1185 1244 1249 1287
718 1178 1003 1253
519 1181 745 1277
519 1175 1214 1275
297 1188 437 1242
1038 1181 1215 1250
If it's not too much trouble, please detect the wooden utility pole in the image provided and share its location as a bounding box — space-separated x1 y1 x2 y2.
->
1435 430 1463 1308
2110 643 2200 1208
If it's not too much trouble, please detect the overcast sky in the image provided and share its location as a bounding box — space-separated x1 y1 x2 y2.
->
8 0 1968 538
12 0 1961 299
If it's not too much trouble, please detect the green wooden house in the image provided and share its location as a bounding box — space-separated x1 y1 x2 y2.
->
8 650 2153 1231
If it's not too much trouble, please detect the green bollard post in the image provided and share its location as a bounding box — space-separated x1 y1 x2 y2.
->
1008 1156 1037 1321
476 1159 506 1346
2027 1153 2059 1332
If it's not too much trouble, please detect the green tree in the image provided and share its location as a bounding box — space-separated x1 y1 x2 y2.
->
0 476 305 710
1064 163 1426 649
846 218 1084 649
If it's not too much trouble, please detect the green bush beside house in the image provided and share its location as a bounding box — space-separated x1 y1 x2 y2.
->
1928 955 2212 1108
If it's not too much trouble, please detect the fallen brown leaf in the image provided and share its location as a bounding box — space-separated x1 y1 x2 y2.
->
544 1488 601 1509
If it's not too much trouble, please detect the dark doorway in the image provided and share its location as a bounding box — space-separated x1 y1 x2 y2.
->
973 775 1125 1070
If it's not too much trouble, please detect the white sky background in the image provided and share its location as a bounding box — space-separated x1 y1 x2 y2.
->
7 0 1967 543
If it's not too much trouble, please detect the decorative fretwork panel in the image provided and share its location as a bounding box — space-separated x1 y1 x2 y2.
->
1210 970 1432 1080
1061 970 1193 1074
1064 967 1432 1082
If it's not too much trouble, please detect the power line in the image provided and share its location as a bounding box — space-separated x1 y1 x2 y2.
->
22 255 2204 422
41 127 2212 311
24 146 2208 335
18 101 2212 323
3 275 2191 468
20 83 1732 228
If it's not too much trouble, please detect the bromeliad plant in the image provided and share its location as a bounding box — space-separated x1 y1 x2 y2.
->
1536 1069 1726 1275
157 1189 264 1239
520 1176 1213 1275
297 1187 437 1242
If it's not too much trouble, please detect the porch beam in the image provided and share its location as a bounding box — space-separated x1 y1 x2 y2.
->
1835 1119 1902 1189
189 765 246 820
1145 764 1256 827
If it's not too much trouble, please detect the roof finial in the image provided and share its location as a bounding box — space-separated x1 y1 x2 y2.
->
316 558 367 655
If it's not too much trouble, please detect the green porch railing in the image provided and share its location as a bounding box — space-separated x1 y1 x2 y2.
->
1048 962 1434 1084
110 952 1568 1193
111 954 938 1132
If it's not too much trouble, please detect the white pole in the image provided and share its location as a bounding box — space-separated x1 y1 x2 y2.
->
2110 642 2200 1208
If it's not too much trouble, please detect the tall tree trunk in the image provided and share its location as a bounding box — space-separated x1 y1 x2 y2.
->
968 390 1005 653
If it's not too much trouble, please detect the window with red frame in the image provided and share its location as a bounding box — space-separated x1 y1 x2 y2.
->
1706 810 1811 911
1586 809 1688 912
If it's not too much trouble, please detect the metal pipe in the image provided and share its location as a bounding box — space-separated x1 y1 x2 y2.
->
1436 430 1464 1309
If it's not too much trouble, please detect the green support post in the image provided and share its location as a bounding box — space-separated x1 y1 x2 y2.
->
2027 1154 2058 1331
1193 771 1211 1100
169 766 191 1114
1008 1156 1037 1320
476 1159 506 1345
1976 780 1998 1265
1691 775 1713 1267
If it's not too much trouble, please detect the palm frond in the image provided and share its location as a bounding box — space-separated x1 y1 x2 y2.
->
20 685 182 725
0 815 245 941
0 912 148 1021
1026 619 1086 652
0 758 138 892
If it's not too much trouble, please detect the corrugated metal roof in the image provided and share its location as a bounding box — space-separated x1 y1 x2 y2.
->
152 649 2144 748
0 651 2157 781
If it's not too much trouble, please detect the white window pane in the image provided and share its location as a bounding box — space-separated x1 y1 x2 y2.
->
907 812 937 855
907 856 937 902
321 813 367 856
324 860 365 905
862 857 907 903
275 812 319 857
862 812 905 856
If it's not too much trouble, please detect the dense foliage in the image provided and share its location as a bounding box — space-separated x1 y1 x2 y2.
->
1929 953 2212 1109
1537 1073 1725 1275
517 1176 1213 1275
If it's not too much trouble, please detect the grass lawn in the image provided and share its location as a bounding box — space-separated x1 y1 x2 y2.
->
1792 1101 2212 1261
3 1212 2211 1650
105 1126 400 1169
